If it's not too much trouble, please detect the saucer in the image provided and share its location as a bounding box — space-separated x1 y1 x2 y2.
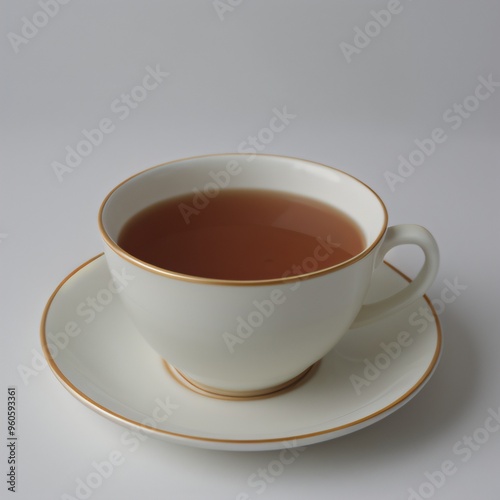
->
41 254 442 451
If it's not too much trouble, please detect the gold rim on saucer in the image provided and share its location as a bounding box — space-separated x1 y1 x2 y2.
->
40 255 442 447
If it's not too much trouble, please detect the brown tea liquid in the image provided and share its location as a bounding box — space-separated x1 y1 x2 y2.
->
117 189 365 280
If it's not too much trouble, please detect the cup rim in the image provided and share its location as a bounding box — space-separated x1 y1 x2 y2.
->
98 153 389 286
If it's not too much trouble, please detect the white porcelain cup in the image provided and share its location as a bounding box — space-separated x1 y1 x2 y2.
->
99 154 439 396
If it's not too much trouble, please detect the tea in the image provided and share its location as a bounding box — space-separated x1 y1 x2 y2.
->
117 189 365 280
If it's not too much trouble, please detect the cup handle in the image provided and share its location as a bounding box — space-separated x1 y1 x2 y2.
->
350 224 439 329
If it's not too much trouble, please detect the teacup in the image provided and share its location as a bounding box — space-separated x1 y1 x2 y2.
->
98 154 439 397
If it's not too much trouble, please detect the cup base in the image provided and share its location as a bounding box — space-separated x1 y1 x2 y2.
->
163 361 320 401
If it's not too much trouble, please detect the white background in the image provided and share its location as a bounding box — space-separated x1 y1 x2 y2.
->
1 1 499 499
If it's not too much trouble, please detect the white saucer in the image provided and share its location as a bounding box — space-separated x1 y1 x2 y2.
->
41 255 441 451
